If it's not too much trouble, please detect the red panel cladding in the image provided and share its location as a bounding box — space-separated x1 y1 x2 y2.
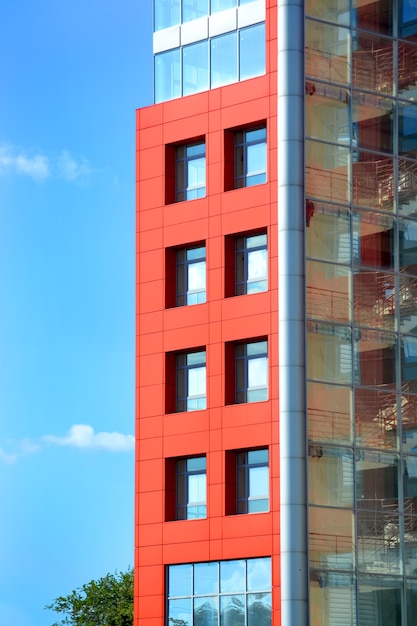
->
136 2 279 625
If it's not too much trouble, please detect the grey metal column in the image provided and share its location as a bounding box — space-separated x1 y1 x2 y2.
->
277 0 308 624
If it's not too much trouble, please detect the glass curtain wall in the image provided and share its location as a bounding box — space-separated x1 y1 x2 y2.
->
305 0 417 624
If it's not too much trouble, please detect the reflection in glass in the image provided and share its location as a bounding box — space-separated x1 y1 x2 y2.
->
194 597 218 626
399 101 417 159
354 270 396 331
155 49 180 103
305 20 350 85
306 204 351 263
310 571 356 626
307 382 353 445
404 518 417 574
307 260 351 323
354 0 393 35
309 506 354 570
354 210 395 270
356 450 399 509
182 0 208 22
399 218 417 276
358 575 402 626
305 89 349 144
239 23 265 81
306 140 350 204
398 41 417 99
357 511 401 574
406 580 417 624
169 564 193 597
398 158 417 217
182 41 208 96
307 322 352 385
402 394 417 455
220 560 245 593
355 388 398 450
402 336 417 393
352 92 394 153
154 0 180 30
220 595 245 626
352 33 394 95
352 152 394 211
309 446 353 507
247 558 271 591
168 598 192 626
194 562 218 595
305 0 349 25
355 329 397 389
211 32 237 88
247 593 271 626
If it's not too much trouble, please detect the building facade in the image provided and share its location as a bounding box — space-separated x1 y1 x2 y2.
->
136 1 417 624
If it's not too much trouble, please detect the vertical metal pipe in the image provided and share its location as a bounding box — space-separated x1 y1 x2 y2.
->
277 0 308 624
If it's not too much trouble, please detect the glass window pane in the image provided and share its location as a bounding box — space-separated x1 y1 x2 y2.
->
399 218 417 276
398 42 417 100
355 329 397 389
168 564 193 597
247 558 271 591
220 595 245 626
401 394 417 454
211 0 236 12
406 580 417 624
239 23 265 81
211 32 237 88
353 0 393 35
308 446 354 507
247 340 267 356
398 158 417 217
247 593 272 626
358 576 402 625
247 449 268 464
249 466 268 498
220 560 245 593
305 0 349 25
309 506 354 570
306 139 350 205
154 0 180 31
246 142 267 185
194 562 219 595
188 260 206 293
248 356 267 389
399 101 417 159
183 41 209 96
307 382 353 445
183 0 208 22
187 457 206 472
194 596 218 625
355 210 395 271
306 260 351 324
306 90 349 144
352 151 394 212
307 322 352 385
355 388 398 450
310 571 356 626
187 351 206 366
354 270 396 331
352 33 394 95
187 156 206 199
356 450 399 510
188 473 206 503
155 49 180 103
305 20 351 85
353 93 394 153
168 598 193 625
306 204 351 263
402 335 417 393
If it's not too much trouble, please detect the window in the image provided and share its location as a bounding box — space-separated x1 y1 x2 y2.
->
235 126 267 188
236 449 269 513
235 233 267 295
154 0 180 31
176 245 206 306
234 340 268 404
239 23 266 81
176 350 207 411
167 557 272 626
182 0 208 22
176 456 207 520
211 31 238 88
182 41 209 96
176 141 206 201
154 49 181 103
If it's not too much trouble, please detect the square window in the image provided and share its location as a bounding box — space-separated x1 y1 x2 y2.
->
225 231 268 297
226 339 268 404
176 141 206 202
175 350 207 412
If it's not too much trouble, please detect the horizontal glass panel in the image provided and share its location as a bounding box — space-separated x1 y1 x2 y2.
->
356 450 399 509
398 158 417 217
310 571 356 626
309 446 354 507
358 576 402 626
352 33 394 95
309 506 354 569
352 92 394 153
306 203 351 263
248 449 268 464
187 351 206 366
354 270 396 331
307 382 353 445
187 456 206 472
306 140 350 204
307 322 352 385
355 329 397 389
307 260 351 323
154 49 180 103
194 562 219 595
398 41 417 100
352 152 394 212
247 340 267 356
354 210 395 270
240 23 265 81
355 388 399 450
306 20 351 85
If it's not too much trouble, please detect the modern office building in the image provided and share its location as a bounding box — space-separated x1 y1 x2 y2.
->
135 0 417 624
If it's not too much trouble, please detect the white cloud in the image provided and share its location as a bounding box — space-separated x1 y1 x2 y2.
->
43 424 135 452
58 150 92 181
0 449 17 464
0 143 93 183
0 144 50 180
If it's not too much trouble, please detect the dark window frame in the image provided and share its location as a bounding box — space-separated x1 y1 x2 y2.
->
176 455 207 520
176 349 207 412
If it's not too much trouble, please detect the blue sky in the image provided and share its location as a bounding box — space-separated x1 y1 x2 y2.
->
0 2 152 624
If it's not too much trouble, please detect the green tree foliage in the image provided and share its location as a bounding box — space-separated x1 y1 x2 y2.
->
45 569 133 626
